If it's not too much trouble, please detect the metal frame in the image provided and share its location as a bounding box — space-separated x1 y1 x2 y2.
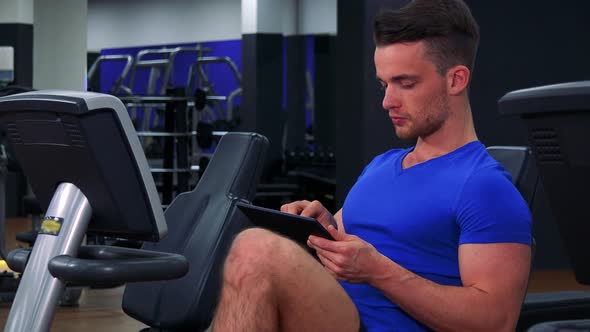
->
87 55 134 95
127 46 211 133
4 183 92 332
187 56 242 121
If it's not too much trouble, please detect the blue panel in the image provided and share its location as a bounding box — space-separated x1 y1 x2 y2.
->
98 40 242 128
198 39 243 121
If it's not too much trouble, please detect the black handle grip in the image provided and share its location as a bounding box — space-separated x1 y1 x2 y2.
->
7 248 32 273
48 245 188 283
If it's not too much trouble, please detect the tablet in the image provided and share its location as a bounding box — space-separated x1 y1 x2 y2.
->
236 202 335 247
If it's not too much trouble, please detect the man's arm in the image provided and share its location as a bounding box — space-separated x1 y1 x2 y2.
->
309 229 531 332
373 242 530 331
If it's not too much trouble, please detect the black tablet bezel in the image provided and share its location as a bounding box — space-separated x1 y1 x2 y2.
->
236 202 335 246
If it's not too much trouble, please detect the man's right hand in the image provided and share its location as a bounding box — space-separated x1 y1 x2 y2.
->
280 200 339 231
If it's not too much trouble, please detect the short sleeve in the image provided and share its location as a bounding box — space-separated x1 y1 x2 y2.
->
455 167 532 245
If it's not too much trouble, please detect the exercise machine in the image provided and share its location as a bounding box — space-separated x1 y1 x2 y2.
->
499 81 590 331
86 54 134 95
0 90 268 331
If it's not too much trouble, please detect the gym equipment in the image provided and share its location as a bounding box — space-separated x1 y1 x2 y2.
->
187 56 242 121
0 90 269 331
499 81 590 331
123 131 268 330
486 146 539 207
125 46 210 142
86 54 134 95
0 86 42 304
0 91 186 331
186 56 243 176
120 94 227 204
128 46 209 97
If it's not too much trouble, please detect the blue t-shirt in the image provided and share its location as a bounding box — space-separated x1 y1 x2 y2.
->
340 141 532 332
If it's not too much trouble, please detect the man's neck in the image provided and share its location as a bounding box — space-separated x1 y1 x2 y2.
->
403 104 477 169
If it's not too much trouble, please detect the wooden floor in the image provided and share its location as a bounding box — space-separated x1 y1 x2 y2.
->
0 218 589 331
0 287 147 331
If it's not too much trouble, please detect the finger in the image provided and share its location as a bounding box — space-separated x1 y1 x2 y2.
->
310 242 338 269
281 204 301 214
316 251 345 280
308 235 341 253
280 200 310 215
314 250 333 268
300 200 324 219
327 225 346 241
309 239 343 264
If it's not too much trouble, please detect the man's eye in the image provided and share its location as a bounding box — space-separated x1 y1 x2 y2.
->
400 82 415 89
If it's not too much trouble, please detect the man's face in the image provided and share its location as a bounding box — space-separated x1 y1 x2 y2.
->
374 41 450 140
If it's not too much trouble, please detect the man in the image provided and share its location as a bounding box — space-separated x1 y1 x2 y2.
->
211 0 532 331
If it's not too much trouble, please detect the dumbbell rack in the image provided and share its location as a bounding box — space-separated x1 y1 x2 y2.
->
119 95 226 206
115 49 241 206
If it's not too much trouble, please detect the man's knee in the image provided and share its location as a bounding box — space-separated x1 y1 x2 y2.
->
228 228 279 262
222 228 285 283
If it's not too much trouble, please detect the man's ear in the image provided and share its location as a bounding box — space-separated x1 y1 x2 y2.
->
447 65 470 96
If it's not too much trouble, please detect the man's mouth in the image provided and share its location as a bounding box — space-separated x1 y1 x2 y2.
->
390 116 407 126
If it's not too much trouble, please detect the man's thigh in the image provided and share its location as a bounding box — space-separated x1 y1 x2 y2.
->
231 228 361 332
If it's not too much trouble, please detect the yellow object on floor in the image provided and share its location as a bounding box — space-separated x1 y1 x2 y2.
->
0 259 13 273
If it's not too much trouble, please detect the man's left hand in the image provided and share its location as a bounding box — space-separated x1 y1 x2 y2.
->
308 226 388 283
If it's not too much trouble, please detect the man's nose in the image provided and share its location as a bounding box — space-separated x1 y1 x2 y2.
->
382 86 401 110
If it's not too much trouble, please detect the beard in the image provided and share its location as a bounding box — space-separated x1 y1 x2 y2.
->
394 91 450 140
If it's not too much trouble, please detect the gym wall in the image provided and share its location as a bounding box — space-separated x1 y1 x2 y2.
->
297 0 337 35
87 0 242 51
466 0 590 269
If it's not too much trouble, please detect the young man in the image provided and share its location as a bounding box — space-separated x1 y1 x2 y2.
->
211 0 532 331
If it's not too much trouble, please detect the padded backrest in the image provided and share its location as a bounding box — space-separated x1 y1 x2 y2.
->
487 145 539 268
487 146 539 207
122 132 268 331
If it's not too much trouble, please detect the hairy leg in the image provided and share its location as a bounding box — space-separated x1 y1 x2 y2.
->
211 228 360 332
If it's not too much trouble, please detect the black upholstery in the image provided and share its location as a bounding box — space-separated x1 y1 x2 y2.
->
528 319 590 332
487 146 590 331
122 132 268 331
520 294 590 331
487 145 538 270
497 82 590 331
522 293 590 331
486 146 538 206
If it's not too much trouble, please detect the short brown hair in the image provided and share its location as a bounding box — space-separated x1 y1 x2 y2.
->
373 0 480 75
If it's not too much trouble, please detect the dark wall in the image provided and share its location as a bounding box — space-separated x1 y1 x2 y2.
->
313 35 337 150
464 0 590 269
466 0 590 147
0 23 33 217
336 0 586 268
335 0 409 205
0 23 33 87
284 35 307 150
241 34 284 176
